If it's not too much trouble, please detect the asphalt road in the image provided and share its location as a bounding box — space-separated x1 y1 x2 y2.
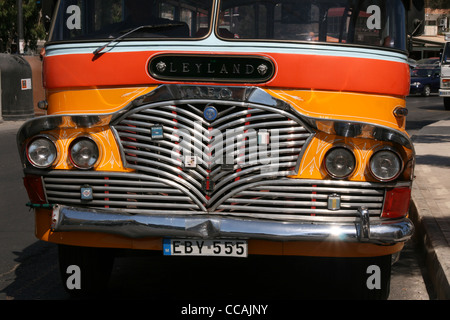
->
406 94 450 137
0 95 446 301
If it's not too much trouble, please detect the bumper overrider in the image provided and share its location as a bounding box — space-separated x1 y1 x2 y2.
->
50 205 414 245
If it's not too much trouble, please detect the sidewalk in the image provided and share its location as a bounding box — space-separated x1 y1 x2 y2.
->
411 120 450 299
0 119 26 132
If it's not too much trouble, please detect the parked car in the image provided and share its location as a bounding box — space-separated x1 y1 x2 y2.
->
410 66 441 96
416 57 440 66
407 58 417 70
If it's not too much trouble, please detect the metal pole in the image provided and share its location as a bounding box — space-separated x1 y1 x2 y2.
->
17 0 24 54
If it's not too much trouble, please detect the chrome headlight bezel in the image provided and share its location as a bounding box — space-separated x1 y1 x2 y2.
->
26 135 58 169
369 148 403 182
68 136 100 170
323 146 356 179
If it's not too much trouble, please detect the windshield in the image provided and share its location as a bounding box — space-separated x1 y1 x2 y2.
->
411 68 439 78
217 0 406 50
49 0 406 51
49 0 213 41
443 43 450 65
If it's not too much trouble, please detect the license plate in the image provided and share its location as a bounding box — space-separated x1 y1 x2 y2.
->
163 239 248 258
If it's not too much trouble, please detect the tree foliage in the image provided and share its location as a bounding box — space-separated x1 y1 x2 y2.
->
427 0 450 9
0 0 46 53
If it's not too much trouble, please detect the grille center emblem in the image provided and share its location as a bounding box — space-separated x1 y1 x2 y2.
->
203 106 218 121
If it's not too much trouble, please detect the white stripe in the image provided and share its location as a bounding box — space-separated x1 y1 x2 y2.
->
45 35 408 63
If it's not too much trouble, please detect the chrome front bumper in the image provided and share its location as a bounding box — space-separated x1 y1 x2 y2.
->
50 205 414 245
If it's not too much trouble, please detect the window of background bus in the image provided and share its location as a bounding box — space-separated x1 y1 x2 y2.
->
217 0 406 51
443 43 450 64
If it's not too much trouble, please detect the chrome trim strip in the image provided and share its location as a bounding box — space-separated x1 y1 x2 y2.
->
44 40 409 64
301 117 414 150
51 205 414 245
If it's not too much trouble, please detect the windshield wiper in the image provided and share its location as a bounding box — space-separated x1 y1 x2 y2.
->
93 23 185 56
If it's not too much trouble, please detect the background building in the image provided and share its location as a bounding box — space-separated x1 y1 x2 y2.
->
410 6 450 60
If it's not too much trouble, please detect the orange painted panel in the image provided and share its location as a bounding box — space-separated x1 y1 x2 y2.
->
43 51 409 96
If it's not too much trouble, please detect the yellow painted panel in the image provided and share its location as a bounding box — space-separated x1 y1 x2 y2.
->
47 86 157 115
43 127 131 172
293 132 388 182
265 89 407 131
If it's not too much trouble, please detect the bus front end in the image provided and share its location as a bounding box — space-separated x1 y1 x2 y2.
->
18 0 419 298
440 34 450 109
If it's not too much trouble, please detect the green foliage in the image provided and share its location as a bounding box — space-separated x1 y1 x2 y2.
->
427 0 450 9
0 0 46 53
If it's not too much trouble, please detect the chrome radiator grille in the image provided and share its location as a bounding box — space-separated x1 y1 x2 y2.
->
42 97 386 220
43 172 203 212
43 173 385 220
111 100 313 211
214 179 385 219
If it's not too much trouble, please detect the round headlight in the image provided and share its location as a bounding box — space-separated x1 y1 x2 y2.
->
370 150 402 181
27 137 58 168
69 137 99 169
324 147 356 179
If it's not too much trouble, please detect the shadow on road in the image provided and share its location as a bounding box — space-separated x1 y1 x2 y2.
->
97 252 391 300
415 155 450 168
0 241 68 300
407 120 438 133
0 243 393 300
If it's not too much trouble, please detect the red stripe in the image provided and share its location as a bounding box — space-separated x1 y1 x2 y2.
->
311 184 317 216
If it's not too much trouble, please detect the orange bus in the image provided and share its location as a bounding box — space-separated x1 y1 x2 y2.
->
18 0 423 298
